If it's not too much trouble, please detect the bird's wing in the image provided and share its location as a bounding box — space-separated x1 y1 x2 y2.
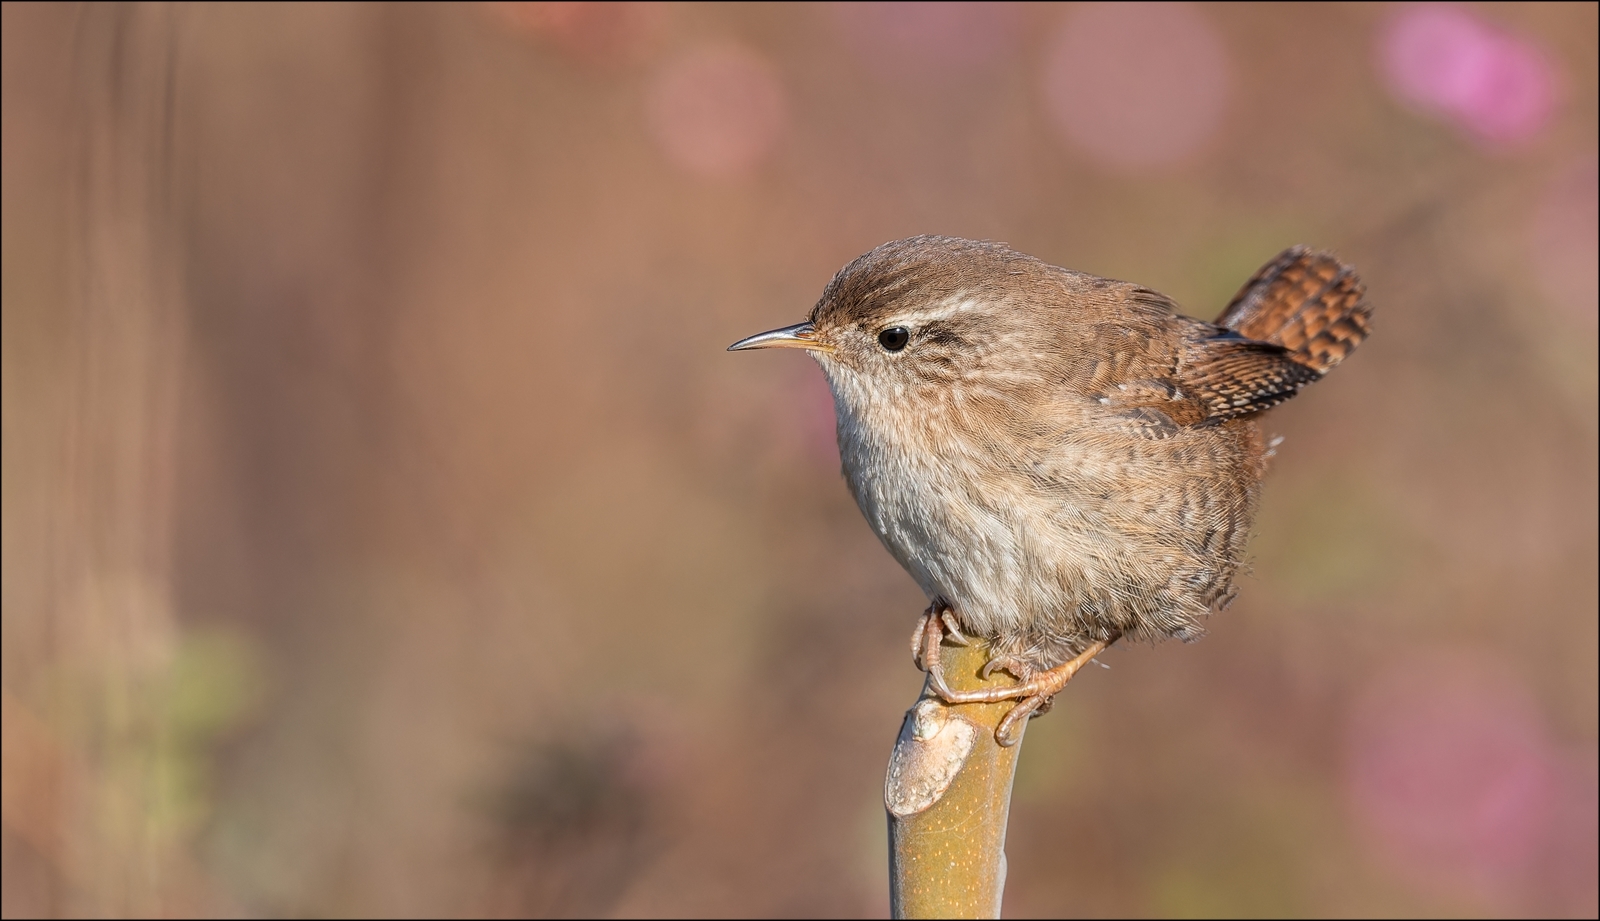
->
1086 299 1323 435
1173 327 1323 423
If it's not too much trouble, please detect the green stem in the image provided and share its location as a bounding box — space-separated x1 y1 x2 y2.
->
886 638 1026 919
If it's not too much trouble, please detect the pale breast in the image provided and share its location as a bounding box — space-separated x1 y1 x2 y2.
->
834 392 1063 638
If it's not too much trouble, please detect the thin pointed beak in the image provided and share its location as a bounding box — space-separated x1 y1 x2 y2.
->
727 321 833 353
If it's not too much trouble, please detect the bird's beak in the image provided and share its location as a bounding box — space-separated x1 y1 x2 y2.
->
727 321 833 353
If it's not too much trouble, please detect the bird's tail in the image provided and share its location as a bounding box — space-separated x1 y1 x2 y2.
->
1214 246 1373 375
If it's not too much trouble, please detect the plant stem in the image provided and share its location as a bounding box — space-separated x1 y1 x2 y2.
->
886 638 1027 919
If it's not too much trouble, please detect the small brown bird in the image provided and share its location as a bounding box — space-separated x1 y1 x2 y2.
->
730 236 1371 743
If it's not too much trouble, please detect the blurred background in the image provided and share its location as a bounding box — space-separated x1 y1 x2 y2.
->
2 2 1595 917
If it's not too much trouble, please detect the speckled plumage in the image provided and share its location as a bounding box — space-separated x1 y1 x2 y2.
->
746 236 1371 676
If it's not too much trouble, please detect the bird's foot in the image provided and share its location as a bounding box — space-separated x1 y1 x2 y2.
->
919 616 1109 747
909 602 968 671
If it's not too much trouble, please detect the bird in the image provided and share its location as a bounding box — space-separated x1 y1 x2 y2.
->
730 236 1372 744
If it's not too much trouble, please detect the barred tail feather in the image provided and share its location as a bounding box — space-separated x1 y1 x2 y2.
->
1216 246 1372 375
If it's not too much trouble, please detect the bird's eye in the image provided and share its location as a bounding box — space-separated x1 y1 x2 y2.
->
878 327 910 352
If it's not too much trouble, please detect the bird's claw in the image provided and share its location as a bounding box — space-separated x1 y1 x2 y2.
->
995 694 1052 747
939 610 971 646
978 654 1031 682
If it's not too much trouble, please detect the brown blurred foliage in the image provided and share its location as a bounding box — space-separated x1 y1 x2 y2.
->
3 3 1595 917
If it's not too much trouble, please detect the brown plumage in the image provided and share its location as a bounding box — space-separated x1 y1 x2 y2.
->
731 236 1371 732
1217 245 1372 372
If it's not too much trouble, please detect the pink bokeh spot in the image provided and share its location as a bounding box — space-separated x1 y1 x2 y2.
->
829 2 1020 83
1041 2 1232 170
1379 5 1558 147
1346 652 1559 899
645 44 788 180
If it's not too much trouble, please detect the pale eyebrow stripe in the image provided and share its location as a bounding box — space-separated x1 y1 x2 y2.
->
884 295 985 326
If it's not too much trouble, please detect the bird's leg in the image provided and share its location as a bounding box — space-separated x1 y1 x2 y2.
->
918 612 994 701
908 605 939 670
909 608 933 670
920 612 952 694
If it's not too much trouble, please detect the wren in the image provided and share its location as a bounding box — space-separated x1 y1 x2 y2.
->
731 236 1372 743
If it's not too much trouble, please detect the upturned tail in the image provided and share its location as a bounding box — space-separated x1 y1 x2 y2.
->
1215 247 1372 375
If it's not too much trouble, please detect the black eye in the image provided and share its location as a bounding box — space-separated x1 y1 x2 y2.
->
878 327 910 352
